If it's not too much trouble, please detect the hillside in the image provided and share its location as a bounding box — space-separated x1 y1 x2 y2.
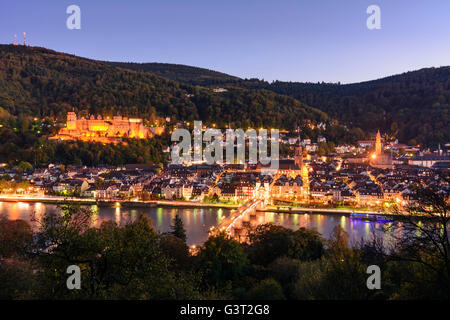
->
0 45 326 129
263 68 450 146
109 62 241 86
1 42 446 162
116 61 450 146
0 44 333 167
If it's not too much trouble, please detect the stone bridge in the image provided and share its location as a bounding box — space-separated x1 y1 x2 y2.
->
211 198 266 242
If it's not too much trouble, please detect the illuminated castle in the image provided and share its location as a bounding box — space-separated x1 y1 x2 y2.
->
51 112 164 143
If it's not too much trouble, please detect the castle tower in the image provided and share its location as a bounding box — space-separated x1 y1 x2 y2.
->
375 130 382 155
66 112 77 130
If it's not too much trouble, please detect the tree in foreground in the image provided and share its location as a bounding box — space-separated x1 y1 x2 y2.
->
170 214 187 243
386 184 450 298
0 216 36 299
247 224 325 266
34 205 199 299
196 231 250 290
160 234 190 270
245 278 285 300
323 225 369 299
0 216 32 259
292 225 371 300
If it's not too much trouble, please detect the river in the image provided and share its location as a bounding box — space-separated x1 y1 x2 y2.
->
0 201 397 246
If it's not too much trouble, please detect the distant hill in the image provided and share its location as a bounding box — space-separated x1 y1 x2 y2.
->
1 44 447 147
261 68 450 146
109 62 241 86
119 61 450 146
0 44 326 130
0 44 335 167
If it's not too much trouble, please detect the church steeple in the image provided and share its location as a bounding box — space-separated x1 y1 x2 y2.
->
375 130 382 155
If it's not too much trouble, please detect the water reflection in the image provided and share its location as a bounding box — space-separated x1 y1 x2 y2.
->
255 211 393 245
0 201 401 246
114 207 120 225
91 205 99 225
217 208 223 224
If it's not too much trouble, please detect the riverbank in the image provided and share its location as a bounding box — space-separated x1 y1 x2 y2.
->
0 195 96 205
0 195 399 216
0 195 240 210
259 205 392 216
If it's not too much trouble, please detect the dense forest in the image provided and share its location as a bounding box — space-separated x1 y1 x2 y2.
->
117 61 450 147
110 61 240 86
0 45 326 129
263 70 450 147
0 113 170 167
0 45 334 167
0 44 448 168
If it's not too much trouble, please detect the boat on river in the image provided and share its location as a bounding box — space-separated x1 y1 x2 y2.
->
350 212 393 223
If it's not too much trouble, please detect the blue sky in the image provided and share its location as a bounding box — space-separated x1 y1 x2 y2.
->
1 0 449 83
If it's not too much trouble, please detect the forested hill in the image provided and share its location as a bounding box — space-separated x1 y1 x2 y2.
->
1 44 447 147
0 44 326 130
109 62 241 86
262 68 450 146
117 60 450 146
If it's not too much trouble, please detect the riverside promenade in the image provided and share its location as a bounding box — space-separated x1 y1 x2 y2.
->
0 195 400 216
0 195 240 209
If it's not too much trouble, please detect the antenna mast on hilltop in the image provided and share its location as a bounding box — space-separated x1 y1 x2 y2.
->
13 34 18 46
23 32 26 46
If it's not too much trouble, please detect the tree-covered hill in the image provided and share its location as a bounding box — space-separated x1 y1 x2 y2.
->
262 68 450 146
109 61 241 86
0 44 326 130
0 44 333 167
117 60 450 147
1 42 447 157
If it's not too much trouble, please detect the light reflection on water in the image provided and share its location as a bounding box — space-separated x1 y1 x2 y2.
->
0 201 399 246
258 211 394 244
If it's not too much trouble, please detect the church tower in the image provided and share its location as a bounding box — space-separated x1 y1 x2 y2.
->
294 143 303 169
375 130 382 155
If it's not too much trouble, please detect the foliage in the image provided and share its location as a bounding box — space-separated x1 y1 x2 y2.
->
0 180 31 193
159 234 190 270
120 61 450 147
0 45 326 130
267 257 302 299
29 206 200 299
170 214 187 243
0 45 330 166
1 186 450 300
196 231 250 289
247 224 325 265
262 71 450 147
109 62 240 87
0 121 169 167
0 216 32 258
245 278 285 300
385 183 450 298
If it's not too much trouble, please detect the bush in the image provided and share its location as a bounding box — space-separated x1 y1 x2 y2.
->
246 278 285 300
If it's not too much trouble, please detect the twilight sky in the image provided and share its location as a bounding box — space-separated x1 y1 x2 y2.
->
1 0 449 83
